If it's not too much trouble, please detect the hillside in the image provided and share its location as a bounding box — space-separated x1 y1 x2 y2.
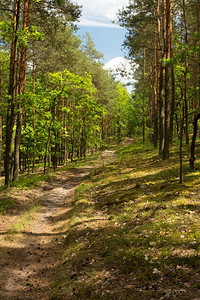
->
1 139 200 299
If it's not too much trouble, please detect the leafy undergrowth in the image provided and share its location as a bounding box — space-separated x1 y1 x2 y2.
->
51 139 200 299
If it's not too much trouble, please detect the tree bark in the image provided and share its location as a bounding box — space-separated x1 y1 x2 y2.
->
32 38 36 172
64 96 68 164
0 62 2 176
5 0 20 187
180 104 184 184
13 0 30 181
158 0 165 155
182 0 189 145
169 2 175 143
162 0 172 160
190 113 200 170
142 47 146 144
153 10 159 148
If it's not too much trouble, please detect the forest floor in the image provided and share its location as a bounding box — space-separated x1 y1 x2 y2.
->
0 139 200 299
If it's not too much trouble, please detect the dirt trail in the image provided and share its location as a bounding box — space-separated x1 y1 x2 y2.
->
0 150 116 300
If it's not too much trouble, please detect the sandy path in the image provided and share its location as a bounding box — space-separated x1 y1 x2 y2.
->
0 167 93 300
0 149 117 300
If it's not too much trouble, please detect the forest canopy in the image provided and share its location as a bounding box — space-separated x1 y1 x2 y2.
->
117 0 200 181
0 0 133 187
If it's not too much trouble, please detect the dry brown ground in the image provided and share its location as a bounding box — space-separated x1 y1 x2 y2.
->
0 165 98 300
0 148 117 300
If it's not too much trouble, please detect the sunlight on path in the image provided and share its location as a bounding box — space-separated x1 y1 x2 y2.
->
0 169 92 300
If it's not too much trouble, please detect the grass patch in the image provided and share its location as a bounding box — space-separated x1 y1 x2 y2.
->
7 203 40 236
51 138 200 299
0 197 17 214
10 173 51 189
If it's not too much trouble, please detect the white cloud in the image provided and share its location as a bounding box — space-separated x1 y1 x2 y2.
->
77 0 129 28
104 56 135 92
79 18 120 28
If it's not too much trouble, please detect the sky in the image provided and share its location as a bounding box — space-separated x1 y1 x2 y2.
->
75 0 130 63
75 0 135 90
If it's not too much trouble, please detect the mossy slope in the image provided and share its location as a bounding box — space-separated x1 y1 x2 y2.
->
51 140 200 299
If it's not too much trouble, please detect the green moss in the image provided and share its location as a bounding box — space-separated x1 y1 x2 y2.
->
10 173 51 189
0 197 17 214
51 138 200 299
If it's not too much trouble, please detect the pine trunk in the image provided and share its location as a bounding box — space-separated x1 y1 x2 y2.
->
190 113 200 170
169 2 175 143
5 0 20 187
142 48 146 144
182 0 189 145
162 0 172 160
0 62 2 176
13 0 30 181
32 39 36 172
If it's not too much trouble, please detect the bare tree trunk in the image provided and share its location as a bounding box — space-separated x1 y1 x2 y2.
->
13 0 30 182
180 104 184 184
194 50 198 114
5 0 20 187
198 0 200 108
71 103 75 162
64 96 68 164
153 11 159 148
182 0 189 144
158 0 165 155
163 0 172 160
148 66 153 142
190 113 200 170
0 62 2 176
44 126 51 175
143 47 146 144
170 2 175 143
32 39 36 172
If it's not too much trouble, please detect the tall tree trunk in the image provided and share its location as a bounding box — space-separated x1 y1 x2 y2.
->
153 11 159 148
0 62 2 176
182 0 189 145
5 0 20 187
169 2 175 143
179 104 184 184
44 126 51 175
198 0 200 107
159 61 165 155
71 103 75 162
162 0 172 160
158 0 165 155
148 66 153 141
170 67 175 142
64 96 68 164
32 38 36 172
194 50 198 115
142 47 146 144
189 113 200 170
13 0 30 181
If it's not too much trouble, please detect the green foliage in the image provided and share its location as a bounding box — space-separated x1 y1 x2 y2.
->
0 21 13 42
0 2 131 185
